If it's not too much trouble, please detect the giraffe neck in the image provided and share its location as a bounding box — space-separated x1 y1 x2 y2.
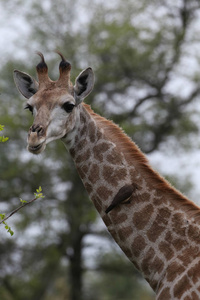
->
62 104 200 298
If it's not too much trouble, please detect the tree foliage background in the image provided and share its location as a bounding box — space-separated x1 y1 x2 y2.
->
1 0 200 299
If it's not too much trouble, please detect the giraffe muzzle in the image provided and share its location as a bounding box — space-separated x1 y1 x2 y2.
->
27 131 46 154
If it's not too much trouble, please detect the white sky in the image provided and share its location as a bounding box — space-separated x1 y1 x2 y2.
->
0 2 31 63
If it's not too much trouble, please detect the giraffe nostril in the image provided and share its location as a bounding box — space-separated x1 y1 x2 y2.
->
37 126 43 134
31 124 44 135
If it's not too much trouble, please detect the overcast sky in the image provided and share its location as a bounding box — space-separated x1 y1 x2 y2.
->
0 3 29 63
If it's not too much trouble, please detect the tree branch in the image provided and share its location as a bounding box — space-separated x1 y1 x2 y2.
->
0 187 44 229
0 197 40 225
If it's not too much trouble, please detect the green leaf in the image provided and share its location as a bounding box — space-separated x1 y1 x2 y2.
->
0 125 9 143
1 218 14 236
0 213 6 220
34 186 45 199
2 136 9 142
8 228 14 236
20 198 28 204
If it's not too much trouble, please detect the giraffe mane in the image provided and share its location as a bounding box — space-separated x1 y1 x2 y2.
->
83 103 200 222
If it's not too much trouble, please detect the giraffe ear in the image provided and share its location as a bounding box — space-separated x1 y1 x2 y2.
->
13 70 39 99
74 67 94 105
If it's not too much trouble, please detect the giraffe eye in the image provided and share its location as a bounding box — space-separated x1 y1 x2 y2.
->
62 102 75 113
24 104 33 114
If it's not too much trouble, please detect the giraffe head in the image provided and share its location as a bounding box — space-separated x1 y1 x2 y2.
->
13 52 94 154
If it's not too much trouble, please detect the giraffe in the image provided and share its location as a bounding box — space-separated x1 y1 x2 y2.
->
13 52 200 299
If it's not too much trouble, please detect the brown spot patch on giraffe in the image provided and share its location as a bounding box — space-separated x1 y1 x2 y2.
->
81 165 89 175
142 253 164 288
157 287 170 300
150 280 159 293
118 226 133 242
174 275 192 299
153 197 162 206
80 125 86 136
96 185 112 200
183 296 191 300
111 212 127 225
88 121 96 143
149 207 170 229
165 231 173 244
173 238 188 251
84 182 93 194
120 245 132 258
80 112 87 124
76 149 91 164
77 168 86 178
184 294 199 300
108 228 119 244
158 207 171 222
93 142 110 162
147 212 167 242
154 256 164 274
190 291 200 300
88 164 100 184
179 247 199 266
76 139 88 152
102 165 127 186
94 201 102 214
97 129 103 140
102 214 112 227
171 213 186 237
133 204 154 230
188 224 200 243
188 260 200 284
129 167 137 179
140 192 151 203
141 247 155 276
166 261 185 282
159 241 174 260
106 148 123 165
91 195 103 213
132 235 147 258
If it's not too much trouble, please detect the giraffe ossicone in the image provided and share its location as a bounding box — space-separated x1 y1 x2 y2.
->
14 52 200 299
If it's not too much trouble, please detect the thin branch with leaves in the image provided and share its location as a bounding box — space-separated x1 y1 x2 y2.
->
0 187 45 236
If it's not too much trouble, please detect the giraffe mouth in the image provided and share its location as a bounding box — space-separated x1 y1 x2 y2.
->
28 141 46 154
